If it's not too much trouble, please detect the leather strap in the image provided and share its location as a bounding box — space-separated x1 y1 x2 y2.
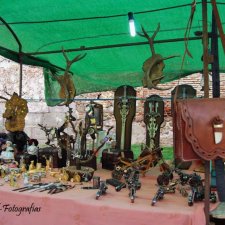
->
211 0 225 54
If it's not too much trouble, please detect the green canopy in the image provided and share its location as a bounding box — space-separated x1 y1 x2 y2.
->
0 1 225 105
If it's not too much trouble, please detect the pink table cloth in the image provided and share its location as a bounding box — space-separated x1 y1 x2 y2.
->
0 169 208 225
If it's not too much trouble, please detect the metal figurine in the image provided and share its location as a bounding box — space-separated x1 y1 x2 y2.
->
151 185 176 206
187 173 217 206
96 181 108 200
123 168 141 203
151 186 165 206
156 168 217 206
112 147 167 180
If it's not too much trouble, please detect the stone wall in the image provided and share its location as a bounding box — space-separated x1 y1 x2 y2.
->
1 56 225 147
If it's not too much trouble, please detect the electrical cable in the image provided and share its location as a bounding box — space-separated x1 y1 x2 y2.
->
2 1 224 25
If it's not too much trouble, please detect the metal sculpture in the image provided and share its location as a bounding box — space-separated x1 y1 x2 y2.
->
112 147 168 180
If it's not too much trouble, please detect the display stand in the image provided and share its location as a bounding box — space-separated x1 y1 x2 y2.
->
144 94 164 149
171 84 197 169
102 85 135 170
114 85 136 156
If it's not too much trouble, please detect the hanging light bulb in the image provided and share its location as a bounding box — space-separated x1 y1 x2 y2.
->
128 12 136 37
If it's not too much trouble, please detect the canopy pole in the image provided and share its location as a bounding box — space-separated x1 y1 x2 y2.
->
202 1 210 225
202 0 209 98
19 52 23 97
211 2 225 204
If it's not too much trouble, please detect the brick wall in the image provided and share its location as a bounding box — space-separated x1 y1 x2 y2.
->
1 56 225 147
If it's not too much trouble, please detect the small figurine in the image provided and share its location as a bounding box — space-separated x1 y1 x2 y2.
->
9 171 18 187
63 170 69 181
73 173 81 183
36 163 42 170
21 164 27 173
46 159 50 172
1 169 5 178
0 140 14 161
27 144 38 156
96 181 108 200
123 168 141 203
29 160 35 171
23 172 29 186
19 155 27 173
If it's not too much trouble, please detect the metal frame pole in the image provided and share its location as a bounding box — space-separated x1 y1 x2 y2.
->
202 1 210 225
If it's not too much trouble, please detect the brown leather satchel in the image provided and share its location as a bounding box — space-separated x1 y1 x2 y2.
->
174 98 225 161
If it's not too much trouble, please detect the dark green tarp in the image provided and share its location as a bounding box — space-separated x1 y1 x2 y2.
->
0 1 225 105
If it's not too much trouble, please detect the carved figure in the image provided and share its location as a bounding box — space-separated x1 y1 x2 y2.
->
2 92 28 132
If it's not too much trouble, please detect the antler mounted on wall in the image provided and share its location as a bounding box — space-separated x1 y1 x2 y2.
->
138 23 177 90
49 48 87 106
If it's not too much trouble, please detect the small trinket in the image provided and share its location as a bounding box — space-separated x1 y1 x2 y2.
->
31 173 41 182
19 155 25 168
36 163 42 170
23 172 29 186
29 161 35 171
46 159 50 172
4 175 9 182
93 176 100 189
9 172 18 187
21 164 27 173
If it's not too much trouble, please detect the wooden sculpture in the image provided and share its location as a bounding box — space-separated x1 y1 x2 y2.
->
1 92 28 132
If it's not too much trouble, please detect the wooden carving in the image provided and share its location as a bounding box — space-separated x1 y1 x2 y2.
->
1 92 28 132
138 24 176 90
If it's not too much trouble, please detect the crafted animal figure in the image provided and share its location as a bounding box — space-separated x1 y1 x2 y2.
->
49 48 86 106
138 24 176 90
2 92 28 132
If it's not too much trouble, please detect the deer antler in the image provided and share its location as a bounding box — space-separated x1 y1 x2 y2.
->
138 23 176 91
48 48 87 106
138 23 160 55
62 47 87 74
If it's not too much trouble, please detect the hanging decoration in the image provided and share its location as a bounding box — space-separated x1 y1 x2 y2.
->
48 48 86 106
138 23 178 90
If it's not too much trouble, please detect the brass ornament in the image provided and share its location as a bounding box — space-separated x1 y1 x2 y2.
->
73 173 81 183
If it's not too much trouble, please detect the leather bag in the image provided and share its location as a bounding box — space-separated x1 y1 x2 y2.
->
174 98 225 161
